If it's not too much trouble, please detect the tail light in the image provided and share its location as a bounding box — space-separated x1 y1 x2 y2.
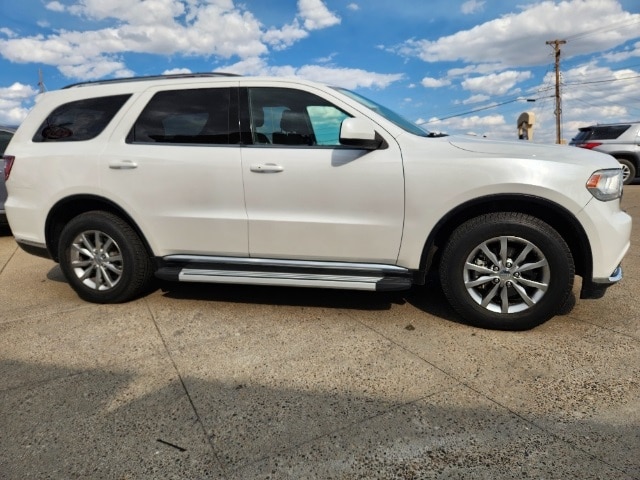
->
577 142 602 150
3 155 14 181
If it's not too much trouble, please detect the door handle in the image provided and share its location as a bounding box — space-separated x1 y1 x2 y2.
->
250 163 284 173
109 160 138 170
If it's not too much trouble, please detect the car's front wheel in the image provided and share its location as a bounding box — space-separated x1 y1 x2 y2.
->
58 211 154 303
440 212 574 330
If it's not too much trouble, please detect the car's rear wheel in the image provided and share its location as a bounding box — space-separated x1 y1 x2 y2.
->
618 158 636 185
440 212 574 330
58 211 154 303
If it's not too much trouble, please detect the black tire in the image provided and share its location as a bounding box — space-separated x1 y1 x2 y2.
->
440 212 574 330
618 158 636 185
58 211 154 303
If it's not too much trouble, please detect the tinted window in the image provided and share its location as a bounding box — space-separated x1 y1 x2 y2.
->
0 130 13 154
248 88 350 147
33 95 130 142
129 88 232 145
591 125 630 140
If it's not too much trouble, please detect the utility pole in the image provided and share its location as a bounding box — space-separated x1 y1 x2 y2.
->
546 39 566 144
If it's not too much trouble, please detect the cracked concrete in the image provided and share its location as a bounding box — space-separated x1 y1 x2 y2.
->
1 188 639 479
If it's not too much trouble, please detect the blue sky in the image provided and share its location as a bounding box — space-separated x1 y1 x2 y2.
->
1 0 639 143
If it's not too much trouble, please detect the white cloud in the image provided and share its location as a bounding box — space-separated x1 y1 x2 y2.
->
0 5 267 78
0 0 345 81
601 41 640 63
68 0 186 26
163 67 193 75
461 0 485 15
347 3 360 12
447 63 505 77
59 59 134 80
457 114 505 129
0 83 39 125
394 0 640 69
0 28 16 38
296 65 402 89
223 57 403 90
421 77 451 88
559 62 640 126
45 1 66 12
462 70 532 96
461 94 490 105
314 52 338 64
263 21 308 51
422 113 506 138
387 0 639 143
297 0 341 31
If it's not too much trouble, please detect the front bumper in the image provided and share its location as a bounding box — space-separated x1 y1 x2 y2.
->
581 265 623 299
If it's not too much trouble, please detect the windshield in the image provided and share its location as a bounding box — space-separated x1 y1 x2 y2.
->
333 87 430 137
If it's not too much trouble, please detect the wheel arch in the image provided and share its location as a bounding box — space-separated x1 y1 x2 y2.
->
420 194 592 283
45 194 152 263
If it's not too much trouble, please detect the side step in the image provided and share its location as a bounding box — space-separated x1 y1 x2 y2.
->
155 255 413 292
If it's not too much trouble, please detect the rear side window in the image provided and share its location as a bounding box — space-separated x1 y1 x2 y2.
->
128 88 232 145
573 129 593 143
33 95 131 142
590 125 630 140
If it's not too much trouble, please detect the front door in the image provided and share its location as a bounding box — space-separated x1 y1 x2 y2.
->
241 86 404 264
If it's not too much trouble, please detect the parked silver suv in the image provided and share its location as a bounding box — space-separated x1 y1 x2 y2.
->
570 122 640 184
0 125 17 224
3 74 632 330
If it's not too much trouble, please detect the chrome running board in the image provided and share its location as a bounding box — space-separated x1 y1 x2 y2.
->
155 255 413 292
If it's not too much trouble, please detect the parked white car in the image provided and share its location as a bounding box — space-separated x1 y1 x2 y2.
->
3 74 631 330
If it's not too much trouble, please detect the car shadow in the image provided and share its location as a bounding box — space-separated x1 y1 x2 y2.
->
157 271 468 325
158 280 404 312
46 264 575 328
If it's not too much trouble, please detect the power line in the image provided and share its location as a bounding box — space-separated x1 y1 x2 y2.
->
562 74 640 87
418 97 538 124
566 17 640 41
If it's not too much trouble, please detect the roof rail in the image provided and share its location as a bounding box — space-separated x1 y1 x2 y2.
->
63 72 240 89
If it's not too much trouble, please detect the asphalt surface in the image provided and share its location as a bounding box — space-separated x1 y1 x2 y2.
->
1 187 639 479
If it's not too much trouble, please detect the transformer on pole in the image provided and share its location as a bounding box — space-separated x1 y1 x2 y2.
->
517 111 535 140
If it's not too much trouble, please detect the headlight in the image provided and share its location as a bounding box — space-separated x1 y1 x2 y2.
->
586 169 623 201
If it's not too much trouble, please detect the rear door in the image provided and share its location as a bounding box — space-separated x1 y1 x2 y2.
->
103 83 248 257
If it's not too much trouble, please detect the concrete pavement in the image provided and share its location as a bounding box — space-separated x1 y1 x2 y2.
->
1 188 639 479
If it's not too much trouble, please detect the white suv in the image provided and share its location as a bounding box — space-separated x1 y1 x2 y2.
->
3 74 631 330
